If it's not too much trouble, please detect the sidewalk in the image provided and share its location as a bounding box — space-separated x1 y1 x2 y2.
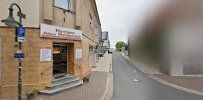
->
93 53 113 100
31 53 113 100
121 52 203 96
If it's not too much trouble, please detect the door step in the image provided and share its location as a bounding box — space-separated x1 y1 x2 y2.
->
41 75 83 94
53 73 66 79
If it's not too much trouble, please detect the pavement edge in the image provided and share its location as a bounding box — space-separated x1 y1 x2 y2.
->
100 55 114 100
121 53 203 97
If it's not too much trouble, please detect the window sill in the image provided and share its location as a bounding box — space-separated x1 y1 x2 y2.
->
53 6 76 14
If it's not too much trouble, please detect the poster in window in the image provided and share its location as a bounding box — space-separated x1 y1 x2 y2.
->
40 48 52 62
76 48 82 60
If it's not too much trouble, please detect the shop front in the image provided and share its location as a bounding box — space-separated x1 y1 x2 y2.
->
40 24 82 78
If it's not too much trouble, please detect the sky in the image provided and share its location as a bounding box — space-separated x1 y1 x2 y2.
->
96 0 166 48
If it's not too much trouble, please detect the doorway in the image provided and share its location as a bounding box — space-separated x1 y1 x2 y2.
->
53 43 68 75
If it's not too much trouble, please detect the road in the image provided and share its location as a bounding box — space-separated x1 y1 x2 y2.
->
112 52 203 100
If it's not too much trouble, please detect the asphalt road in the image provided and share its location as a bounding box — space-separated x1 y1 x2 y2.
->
112 52 203 100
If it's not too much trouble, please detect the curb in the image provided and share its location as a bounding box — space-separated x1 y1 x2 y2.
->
148 74 203 96
121 53 203 97
100 73 113 100
100 55 114 100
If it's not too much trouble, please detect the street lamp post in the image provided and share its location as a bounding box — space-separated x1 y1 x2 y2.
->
1 3 26 100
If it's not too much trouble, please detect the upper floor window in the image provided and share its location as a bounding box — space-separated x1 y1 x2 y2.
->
89 13 93 29
55 0 73 11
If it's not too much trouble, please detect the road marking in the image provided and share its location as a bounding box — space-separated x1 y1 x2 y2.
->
133 79 141 82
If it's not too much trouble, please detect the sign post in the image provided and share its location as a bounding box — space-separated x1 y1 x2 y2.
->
16 25 25 100
1 3 26 100
14 26 26 100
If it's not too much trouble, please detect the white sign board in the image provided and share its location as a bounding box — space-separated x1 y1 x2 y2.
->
75 48 82 59
40 48 52 62
40 24 82 40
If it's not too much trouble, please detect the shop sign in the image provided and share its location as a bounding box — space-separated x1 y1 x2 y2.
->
76 48 82 60
40 48 52 62
40 24 82 40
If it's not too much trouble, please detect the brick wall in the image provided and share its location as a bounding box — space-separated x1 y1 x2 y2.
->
0 27 51 97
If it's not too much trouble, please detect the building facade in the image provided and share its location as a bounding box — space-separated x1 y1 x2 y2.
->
102 31 110 53
0 0 101 97
129 0 203 76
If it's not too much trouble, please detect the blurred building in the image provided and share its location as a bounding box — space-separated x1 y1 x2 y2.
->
0 0 101 97
102 31 110 53
129 0 203 76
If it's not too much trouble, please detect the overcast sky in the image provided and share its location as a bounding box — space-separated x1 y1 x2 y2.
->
96 0 166 48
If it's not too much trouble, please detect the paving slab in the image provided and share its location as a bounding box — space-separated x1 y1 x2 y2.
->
32 71 108 100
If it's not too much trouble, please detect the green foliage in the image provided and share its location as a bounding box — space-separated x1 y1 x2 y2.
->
115 41 126 50
116 48 122 52
27 88 40 96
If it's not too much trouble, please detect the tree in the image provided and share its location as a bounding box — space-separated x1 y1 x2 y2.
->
115 41 126 51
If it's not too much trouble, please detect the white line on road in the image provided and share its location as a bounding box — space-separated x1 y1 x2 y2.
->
133 79 141 82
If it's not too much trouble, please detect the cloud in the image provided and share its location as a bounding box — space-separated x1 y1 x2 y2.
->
96 0 166 48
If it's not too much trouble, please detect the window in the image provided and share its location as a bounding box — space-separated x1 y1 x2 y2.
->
55 0 73 11
89 13 93 29
68 0 73 11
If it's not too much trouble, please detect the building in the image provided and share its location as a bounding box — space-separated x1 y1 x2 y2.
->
0 0 101 98
98 28 103 57
129 0 203 76
101 31 110 53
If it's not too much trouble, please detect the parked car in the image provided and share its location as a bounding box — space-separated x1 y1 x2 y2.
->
108 48 114 54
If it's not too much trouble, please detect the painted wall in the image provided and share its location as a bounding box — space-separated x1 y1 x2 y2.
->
168 21 203 76
0 0 40 27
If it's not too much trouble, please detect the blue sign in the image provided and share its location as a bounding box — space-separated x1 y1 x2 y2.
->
14 53 25 58
18 27 25 37
17 26 26 42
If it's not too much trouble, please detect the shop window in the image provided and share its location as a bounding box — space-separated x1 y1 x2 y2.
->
55 0 73 11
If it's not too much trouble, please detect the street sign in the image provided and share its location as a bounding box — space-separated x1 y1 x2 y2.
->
14 53 25 58
17 11 26 19
16 26 26 42
16 50 22 53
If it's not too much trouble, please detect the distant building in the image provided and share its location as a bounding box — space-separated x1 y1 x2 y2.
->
102 31 110 53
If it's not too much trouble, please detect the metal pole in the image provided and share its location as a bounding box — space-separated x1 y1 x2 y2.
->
15 4 23 100
18 42 22 100
2 3 25 100
18 15 22 100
